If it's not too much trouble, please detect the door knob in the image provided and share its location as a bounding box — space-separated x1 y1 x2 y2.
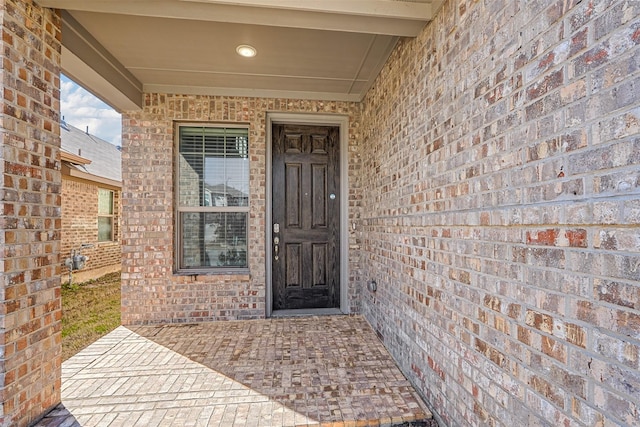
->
273 224 280 260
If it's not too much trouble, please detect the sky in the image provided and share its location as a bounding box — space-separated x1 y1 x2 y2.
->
60 75 122 146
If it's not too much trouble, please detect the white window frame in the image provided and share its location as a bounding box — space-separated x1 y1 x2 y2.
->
97 188 115 242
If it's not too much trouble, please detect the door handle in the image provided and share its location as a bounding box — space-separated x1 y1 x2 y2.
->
273 236 279 261
273 223 280 261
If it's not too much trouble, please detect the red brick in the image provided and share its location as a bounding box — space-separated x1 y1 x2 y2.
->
565 323 586 348
570 27 589 56
531 375 564 407
525 310 553 334
596 280 640 310
483 295 501 312
526 229 557 246
541 336 567 363
564 229 588 247
527 69 564 101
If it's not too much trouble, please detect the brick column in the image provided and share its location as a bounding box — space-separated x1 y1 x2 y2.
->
0 1 62 425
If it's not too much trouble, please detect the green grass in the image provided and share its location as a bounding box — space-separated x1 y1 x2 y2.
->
61 272 121 361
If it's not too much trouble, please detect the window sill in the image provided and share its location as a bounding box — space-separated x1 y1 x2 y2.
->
174 268 250 278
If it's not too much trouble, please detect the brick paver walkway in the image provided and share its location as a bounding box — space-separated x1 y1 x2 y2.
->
37 316 434 426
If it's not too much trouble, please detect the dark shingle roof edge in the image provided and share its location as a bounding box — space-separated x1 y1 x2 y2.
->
60 123 121 183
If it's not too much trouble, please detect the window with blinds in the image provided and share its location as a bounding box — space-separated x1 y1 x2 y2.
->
176 125 250 271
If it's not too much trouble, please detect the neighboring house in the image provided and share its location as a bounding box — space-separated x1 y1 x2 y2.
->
1 2 640 427
60 121 121 283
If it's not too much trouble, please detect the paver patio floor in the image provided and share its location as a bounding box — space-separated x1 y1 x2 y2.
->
37 315 434 426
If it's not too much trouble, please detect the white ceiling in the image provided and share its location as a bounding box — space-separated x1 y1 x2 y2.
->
37 0 443 111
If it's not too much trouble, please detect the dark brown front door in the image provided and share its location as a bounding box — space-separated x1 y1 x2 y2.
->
272 124 340 310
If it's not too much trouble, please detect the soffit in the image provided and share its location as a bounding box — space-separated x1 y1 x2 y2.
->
37 0 443 111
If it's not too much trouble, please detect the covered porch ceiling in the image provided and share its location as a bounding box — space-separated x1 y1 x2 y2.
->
37 0 443 111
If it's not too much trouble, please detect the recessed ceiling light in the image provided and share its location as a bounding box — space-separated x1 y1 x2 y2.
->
236 45 257 58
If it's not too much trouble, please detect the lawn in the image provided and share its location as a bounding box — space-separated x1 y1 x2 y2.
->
61 272 121 361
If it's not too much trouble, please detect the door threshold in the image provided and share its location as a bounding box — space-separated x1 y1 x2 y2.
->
271 308 343 318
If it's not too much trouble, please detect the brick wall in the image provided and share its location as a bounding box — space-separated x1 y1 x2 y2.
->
121 96 361 324
0 1 62 425
60 176 121 283
359 1 640 426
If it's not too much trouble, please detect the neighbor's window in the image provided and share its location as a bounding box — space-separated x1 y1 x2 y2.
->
177 125 249 271
98 188 114 242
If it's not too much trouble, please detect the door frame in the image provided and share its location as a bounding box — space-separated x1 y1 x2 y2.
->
265 112 349 317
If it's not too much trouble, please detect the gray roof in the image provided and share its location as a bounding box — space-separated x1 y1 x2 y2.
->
60 121 121 183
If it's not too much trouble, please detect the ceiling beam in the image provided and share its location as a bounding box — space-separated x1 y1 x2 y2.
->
180 0 434 20
37 0 435 36
60 11 143 111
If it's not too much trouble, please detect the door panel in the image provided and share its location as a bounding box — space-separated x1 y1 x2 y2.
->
286 132 303 153
285 243 302 287
311 164 327 228
272 124 340 310
285 164 301 228
312 243 327 286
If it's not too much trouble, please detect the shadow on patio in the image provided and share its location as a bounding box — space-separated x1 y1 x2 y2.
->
37 316 435 426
